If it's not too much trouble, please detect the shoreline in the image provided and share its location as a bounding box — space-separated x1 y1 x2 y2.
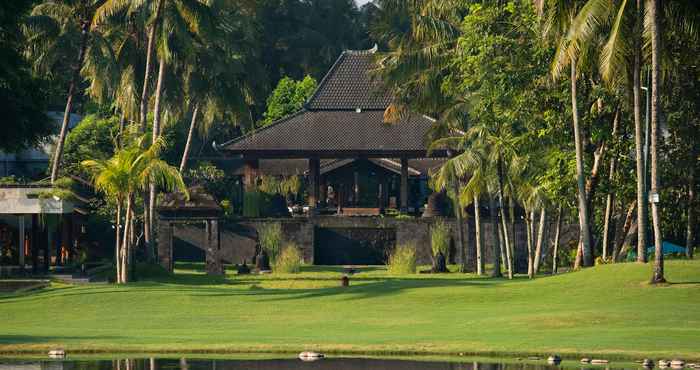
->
0 345 698 362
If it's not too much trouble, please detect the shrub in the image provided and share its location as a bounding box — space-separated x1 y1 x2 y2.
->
273 243 303 273
243 191 263 217
387 243 417 275
258 222 283 263
431 219 451 258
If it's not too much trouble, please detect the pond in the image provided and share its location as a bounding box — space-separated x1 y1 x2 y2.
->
0 356 650 370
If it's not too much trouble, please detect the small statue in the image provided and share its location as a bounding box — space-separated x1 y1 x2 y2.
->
237 260 251 275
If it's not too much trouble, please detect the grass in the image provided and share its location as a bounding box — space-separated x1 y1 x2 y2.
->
0 260 699 360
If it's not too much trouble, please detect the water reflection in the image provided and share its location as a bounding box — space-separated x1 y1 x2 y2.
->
0 357 641 370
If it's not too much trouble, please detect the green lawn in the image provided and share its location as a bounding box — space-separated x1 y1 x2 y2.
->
1 260 699 360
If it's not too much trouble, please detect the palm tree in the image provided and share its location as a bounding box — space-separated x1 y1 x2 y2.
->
24 0 108 183
178 4 258 173
83 134 187 283
517 180 548 278
540 0 594 267
431 157 469 272
94 0 213 260
432 120 523 279
553 0 649 263
92 0 164 131
648 0 664 284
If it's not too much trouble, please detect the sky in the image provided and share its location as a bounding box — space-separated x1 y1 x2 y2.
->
355 0 372 6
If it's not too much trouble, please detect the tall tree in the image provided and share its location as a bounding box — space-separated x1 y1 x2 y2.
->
24 0 108 183
540 0 594 267
648 0 664 284
83 135 187 283
554 0 650 263
0 0 52 154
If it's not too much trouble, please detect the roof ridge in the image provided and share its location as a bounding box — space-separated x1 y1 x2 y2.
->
344 44 379 55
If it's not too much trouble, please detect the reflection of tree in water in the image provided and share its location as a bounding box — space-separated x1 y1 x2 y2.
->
0 358 610 370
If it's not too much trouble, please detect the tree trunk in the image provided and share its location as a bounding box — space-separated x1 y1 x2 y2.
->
526 210 534 278
602 111 620 260
452 180 468 272
146 57 167 261
179 103 200 173
570 56 593 267
497 157 513 279
633 3 648 263
574 240 582 269
115 201 122 281
118 112 126 148
552 205 562 274
139 0 164 131
649 0 664 284
474 195 484 275
489 191 502 278
508 197 516 272
614 201 637 261
120 195 133 284
50 21 90 183
534 207 546 275
687 165 696 259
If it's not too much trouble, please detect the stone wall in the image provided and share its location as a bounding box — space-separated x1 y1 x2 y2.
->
163 216 579 270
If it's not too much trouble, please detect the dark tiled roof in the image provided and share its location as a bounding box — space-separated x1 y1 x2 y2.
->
306 47 391 110
219 47 445 157
158 186 221 213
221 110 436 155
227 159 309 176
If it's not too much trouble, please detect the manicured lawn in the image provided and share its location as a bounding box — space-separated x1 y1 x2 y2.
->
1 260 699 359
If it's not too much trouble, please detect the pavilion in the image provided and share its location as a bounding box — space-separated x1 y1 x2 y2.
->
0 184 85 276
216 46 448 215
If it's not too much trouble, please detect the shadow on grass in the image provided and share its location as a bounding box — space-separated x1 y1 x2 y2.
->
0 334 125 345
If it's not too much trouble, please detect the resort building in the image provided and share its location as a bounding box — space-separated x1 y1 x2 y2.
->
157 47 467 272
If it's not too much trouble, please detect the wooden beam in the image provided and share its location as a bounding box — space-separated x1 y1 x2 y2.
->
243 159 259 190
308 158 320 209
400 157 409 212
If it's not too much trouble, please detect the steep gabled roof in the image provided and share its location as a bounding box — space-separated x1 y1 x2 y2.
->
218 47 445 158
306 46 392 110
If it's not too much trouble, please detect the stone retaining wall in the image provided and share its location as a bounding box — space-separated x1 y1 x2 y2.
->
165 216 579 271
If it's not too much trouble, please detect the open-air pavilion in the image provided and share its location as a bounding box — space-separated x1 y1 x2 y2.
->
216 47 449 215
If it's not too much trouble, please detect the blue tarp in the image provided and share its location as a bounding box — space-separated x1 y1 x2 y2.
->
647 241 688 255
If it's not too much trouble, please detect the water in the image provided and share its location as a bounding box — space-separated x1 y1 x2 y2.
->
0 356 647 370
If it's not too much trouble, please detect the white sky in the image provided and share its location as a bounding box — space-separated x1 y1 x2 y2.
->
355 0 373 6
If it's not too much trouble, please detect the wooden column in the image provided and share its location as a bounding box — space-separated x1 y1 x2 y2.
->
320 176 327 207
31 214 39 273
157 220 173 272
308 158 320 209
243 158 259 190
400 157 409 212
205 220 223 275
18 215 25 268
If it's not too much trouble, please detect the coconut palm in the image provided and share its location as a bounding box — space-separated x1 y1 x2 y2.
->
432 120 524 279
430 157 469 273
24 0 109 183
648 0 664 283
83 134 187 283
178 3 259 173
548 0 650 264
538 0 594 267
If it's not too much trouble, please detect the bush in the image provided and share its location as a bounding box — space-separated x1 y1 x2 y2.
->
387 243 417 275
431 219 451 258
243 191 263 217
258 222 283 263
273 243 303 273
